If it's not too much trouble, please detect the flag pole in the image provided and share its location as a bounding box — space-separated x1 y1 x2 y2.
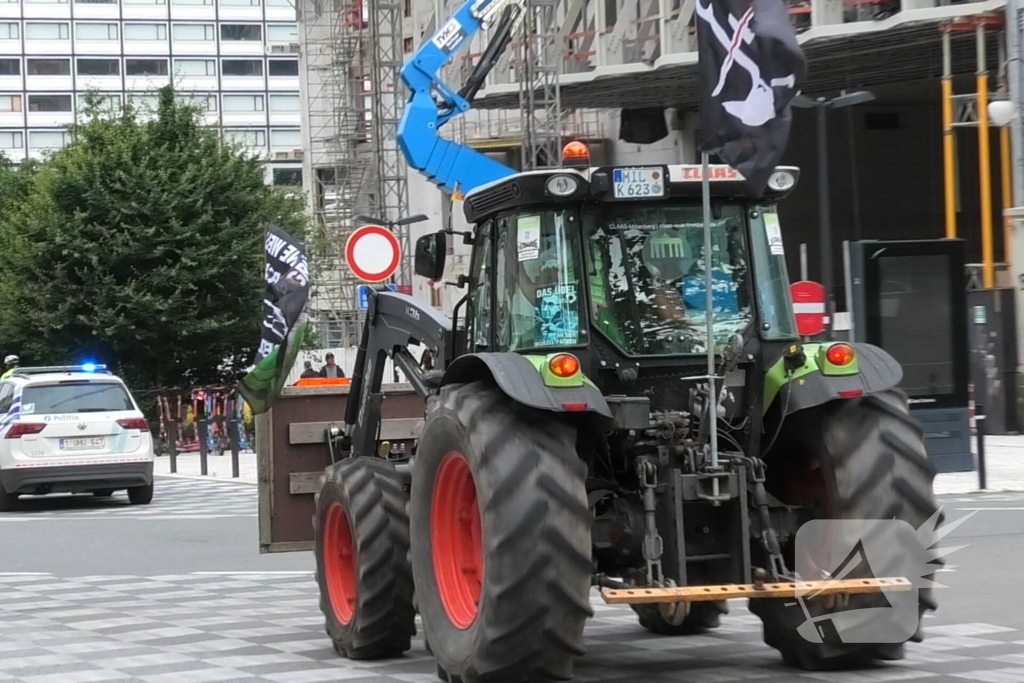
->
701 151 720 496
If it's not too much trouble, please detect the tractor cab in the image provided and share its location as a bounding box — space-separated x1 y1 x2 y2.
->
415 147 802 413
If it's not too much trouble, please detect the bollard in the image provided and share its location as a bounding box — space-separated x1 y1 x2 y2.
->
976 406 987 490
167 420 179 474
229 418 240 479
198 418 209 476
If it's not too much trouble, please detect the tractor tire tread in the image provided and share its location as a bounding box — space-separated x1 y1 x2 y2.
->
315 457 415 660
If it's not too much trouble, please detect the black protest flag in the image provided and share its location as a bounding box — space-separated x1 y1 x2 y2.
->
696 0 806 193
237 226 310 414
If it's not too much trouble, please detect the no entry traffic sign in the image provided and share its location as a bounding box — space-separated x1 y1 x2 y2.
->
346 225 401 283
790 280 826 337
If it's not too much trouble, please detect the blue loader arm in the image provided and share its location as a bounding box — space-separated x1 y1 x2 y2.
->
397 0 518 196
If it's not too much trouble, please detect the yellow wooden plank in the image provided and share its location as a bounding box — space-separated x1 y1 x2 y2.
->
601 577 912 604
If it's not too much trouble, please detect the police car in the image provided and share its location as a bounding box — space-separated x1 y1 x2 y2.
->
0 365 154 511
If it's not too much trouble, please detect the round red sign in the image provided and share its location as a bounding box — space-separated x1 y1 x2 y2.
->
345 225 401 283
789 280 826 337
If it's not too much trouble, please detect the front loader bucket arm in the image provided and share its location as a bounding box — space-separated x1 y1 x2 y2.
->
345 289 452 461
396 0 520 195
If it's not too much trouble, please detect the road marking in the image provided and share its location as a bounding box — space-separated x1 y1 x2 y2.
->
955 507 1024 511
0 572 52 576
0 514 256 522
190 571 312 576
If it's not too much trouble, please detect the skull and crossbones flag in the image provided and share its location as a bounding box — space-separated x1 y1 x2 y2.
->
696 0 806 193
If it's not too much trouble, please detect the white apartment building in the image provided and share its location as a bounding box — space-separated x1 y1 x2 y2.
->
0 0 302 186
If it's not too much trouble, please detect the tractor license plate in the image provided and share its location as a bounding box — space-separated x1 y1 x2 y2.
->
613 168 665 199
59 437 105 450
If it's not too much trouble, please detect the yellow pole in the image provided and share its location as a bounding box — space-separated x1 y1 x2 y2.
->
978 22 995 289
1002 122 1013 267
942 28 957 239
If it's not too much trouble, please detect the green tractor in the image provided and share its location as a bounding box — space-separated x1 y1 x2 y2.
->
313 158 939 682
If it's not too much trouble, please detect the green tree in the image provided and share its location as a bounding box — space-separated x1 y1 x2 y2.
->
0 86 308 395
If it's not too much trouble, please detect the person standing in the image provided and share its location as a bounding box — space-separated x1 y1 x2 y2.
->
319 353 345 379
300 360 319 379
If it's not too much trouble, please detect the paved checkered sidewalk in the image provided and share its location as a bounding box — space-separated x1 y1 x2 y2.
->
0 572 1021 683
0 478 256 522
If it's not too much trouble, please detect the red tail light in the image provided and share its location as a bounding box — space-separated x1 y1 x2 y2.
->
549 354 581 378
117 418 149 431
826 343 856 366
6 423 46 438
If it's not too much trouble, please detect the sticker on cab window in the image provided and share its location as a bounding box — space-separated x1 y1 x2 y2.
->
517 215 541 262
21 403 34 415
764 213 784 256
536 283 580 346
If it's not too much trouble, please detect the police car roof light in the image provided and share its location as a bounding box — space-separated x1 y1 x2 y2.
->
12 365 111 376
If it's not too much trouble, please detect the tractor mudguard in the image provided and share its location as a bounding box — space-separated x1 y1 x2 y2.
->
764 342 903 416
441 352 613 421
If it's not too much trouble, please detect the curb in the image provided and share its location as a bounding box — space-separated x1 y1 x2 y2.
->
155 473 259 486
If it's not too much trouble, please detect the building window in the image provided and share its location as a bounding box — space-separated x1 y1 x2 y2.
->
177 93 217 111
0 131 22 149
76 0 117 4
266 24 297 42
268 59 298 77
0 59 18 76
222 59 262 76
403 0 410 16
78 93 120 112
125 59 169 76
223 94 264 111
220 0 260 5
26 0 70 4
173 24 216 41
26 23 70 40
269 94 299 112
76 23 119 40
404 36 413 53
273 167 301 186
220 24 261 41
124 23 168 41
29 130 70 150
124 0 167 4
0 23 18 40
0 95 22 112
27 59 72 76
225 129 266 146
77 58 120 76
265 0 292 6
173 59 215 76
128 93 159 110
29 95 73 112
270 128 300 147
173 0 213 5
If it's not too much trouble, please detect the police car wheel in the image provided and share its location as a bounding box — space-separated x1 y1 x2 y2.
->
0 486 17 512
128 484 154 505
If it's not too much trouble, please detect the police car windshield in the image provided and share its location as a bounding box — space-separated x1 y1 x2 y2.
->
22 382 134 414
584 203 752 355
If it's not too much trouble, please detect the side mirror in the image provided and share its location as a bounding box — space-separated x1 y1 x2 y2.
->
415 232 447 281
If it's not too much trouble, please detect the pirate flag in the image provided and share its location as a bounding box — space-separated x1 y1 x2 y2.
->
696 0 806 194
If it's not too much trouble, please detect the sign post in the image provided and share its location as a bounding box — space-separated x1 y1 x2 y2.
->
790 280 826 338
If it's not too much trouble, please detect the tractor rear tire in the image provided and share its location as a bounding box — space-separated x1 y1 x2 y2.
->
632 600 728 635
750 389 939 670
314 457 415 660
410 381 593 683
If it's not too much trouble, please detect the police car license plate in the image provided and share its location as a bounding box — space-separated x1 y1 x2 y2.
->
59 438 105 450
613 168 665 199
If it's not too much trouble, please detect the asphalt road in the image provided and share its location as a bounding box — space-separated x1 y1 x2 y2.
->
0 476 1021 683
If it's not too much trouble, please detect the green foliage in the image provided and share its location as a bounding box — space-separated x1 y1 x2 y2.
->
0 86 309 395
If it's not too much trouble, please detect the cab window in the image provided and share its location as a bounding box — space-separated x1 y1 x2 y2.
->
495 209 585 352
468 220 493 350
0 383 13 414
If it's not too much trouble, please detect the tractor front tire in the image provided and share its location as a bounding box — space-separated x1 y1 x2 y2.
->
410 381 593 683
314 457 415 660
632 600 728 635
751 389 939 670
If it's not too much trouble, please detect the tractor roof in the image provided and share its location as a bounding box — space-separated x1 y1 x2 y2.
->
462 165 800 223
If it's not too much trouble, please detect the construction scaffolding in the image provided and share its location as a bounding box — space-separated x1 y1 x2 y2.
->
300 0 411 347
519 0 562 169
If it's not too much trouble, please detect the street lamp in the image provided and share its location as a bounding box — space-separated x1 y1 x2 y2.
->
792 90 876 337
